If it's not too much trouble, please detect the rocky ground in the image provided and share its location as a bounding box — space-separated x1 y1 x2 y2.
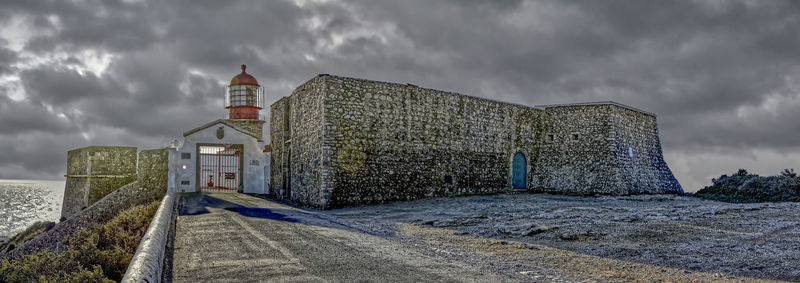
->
323 193 800 282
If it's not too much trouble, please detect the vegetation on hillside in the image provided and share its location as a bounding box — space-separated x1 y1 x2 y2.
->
1 221 55 253
694 168 800 203
0 201 160 282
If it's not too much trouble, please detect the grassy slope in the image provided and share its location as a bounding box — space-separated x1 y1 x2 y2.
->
0 221 55 253
0 200 160 282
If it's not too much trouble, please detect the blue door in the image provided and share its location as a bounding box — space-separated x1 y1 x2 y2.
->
512 152 526 189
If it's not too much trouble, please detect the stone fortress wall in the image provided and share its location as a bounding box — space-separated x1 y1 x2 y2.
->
271 75 683 208
535 105 619 194
61 146 137 219
609 106 683 194
533 104 681 195
61 146 169 219
137 148 169 192
270 77 327 205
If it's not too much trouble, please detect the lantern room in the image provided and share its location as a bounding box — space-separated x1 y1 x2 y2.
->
225 64 264 119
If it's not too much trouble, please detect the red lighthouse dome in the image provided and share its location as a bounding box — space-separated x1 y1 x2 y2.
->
225 64 264 120
230 64 259 86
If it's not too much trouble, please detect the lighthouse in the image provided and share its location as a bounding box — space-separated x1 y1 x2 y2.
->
223 64 266 141
169 64 270 194
226 64 264 119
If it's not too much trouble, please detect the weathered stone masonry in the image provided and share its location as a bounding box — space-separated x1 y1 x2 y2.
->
61 146 170 219
61 146 137 219
270 77 326 206
271 75 683 208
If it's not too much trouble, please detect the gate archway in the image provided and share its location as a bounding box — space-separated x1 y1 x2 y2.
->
512 152 527 189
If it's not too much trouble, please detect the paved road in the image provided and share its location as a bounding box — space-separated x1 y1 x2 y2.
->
171 193 515 282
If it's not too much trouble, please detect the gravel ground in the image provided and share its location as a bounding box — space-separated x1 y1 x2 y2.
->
323 193 800 282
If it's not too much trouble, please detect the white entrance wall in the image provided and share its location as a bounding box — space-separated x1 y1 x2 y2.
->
169 122 269 194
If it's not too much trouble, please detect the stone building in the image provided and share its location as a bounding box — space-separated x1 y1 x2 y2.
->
168 65 271 194
270 75 683 208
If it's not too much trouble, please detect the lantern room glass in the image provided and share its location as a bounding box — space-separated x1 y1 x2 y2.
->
225 85 264 108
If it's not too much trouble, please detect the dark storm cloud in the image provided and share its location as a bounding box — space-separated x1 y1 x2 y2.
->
0 132 81 179
0 0 798 189
8 0 166 53
0 44 16 75
0 94 76 135
19 67 112 105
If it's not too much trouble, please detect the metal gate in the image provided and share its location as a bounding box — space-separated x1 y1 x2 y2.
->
198 144 243 193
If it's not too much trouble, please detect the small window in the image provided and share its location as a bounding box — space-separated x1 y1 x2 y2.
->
181 153 191 159
180 180 190 185
571 133 579 141
547 134 555 142
442 175 453 185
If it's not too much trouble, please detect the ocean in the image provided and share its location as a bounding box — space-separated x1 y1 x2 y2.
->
0 179 65 238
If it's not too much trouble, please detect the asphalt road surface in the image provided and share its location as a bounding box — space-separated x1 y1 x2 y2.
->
171 193 515 282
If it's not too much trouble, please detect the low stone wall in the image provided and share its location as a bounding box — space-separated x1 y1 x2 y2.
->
122 188 175 283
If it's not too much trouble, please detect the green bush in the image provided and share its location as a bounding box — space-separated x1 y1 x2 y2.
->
695 168 800 203
4 242 16 252
1 221 55 253
0 200 160 282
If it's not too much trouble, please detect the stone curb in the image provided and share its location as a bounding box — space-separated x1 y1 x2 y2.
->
122 188 175 283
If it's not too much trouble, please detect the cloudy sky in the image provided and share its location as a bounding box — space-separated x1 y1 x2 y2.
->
1 0 798 192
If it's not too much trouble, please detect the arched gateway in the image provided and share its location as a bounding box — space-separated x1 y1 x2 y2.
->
512 152 527 189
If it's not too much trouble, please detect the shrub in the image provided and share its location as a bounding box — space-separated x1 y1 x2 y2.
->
3 242 15 252
0 200 160 282
781 168 797 178
695 169 800 203
1 221 55 253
